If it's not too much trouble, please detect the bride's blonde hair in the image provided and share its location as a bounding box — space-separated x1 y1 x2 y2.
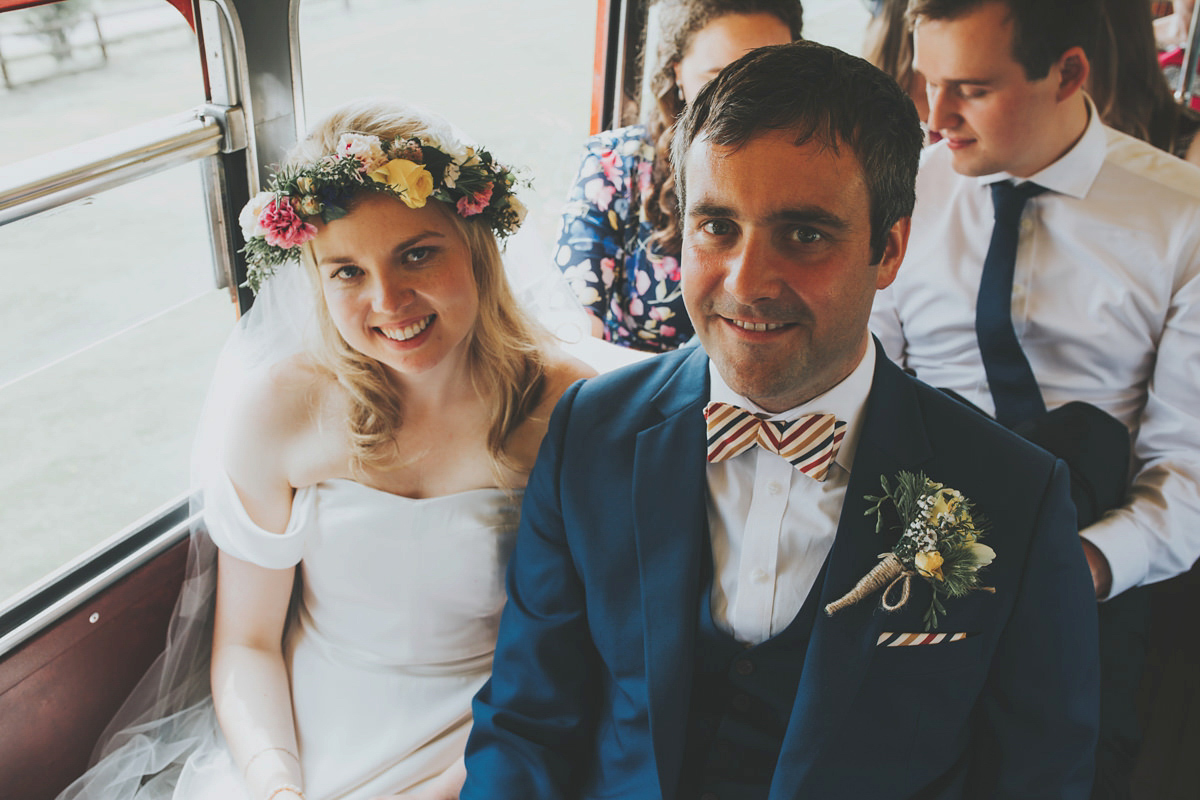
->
283 99 547 484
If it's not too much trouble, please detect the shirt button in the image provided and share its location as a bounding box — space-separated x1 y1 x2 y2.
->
731 693 752 713
750 568 770 584
766 480 783 495
1020 218 1034 233
734 658 755 676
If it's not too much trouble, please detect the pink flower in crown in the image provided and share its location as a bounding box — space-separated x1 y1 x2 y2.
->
660 324 677 339
261 197 317 249
456 182 494 217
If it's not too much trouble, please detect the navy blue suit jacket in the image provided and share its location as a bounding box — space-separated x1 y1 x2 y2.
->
463 344 1099 799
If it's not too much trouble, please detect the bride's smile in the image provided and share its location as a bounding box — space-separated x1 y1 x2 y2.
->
377 314 435 343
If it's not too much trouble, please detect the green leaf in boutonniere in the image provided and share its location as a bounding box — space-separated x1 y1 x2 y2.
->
825 470 996 631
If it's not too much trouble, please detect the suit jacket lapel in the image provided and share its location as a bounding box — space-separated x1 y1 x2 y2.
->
771 353 935 796
633 346 710 800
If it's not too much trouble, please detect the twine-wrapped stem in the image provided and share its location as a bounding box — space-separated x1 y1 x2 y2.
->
825 552 911 616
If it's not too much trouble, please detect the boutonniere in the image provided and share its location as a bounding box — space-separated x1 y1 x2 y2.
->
825 471 996 630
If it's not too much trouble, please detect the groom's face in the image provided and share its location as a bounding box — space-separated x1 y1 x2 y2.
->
680 129 908 412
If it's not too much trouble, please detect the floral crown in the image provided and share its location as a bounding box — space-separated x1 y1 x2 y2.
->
238 130 527 291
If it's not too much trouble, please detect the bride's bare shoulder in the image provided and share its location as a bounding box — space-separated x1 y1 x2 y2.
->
223 355 346 480
500 348 594 478
232 354 339 431
538 347 596 413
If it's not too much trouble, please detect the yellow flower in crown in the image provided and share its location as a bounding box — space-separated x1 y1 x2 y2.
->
369 158 434 208
914 550 945 581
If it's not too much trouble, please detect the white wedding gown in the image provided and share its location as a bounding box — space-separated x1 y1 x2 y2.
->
72 473 521 800
56 226 634 800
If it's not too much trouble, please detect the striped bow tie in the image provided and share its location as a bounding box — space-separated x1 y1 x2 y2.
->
704 401 847 482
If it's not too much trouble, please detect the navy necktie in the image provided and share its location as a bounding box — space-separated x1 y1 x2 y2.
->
976 180 1048 428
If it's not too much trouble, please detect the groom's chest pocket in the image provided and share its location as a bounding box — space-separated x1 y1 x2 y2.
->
868 631 986 678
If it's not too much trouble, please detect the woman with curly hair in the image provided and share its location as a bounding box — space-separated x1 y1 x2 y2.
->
555 0 803 352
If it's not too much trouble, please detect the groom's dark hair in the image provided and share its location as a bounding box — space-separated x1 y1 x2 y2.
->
671 40 922 263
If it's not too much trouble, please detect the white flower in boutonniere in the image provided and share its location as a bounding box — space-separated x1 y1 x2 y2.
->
825 471 996 631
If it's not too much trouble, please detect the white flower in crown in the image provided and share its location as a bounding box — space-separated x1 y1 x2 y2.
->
505 194 528 226
239 191 275 239
336 133 387 172
424 122 470 164
444 161 461 189
297 194 323 216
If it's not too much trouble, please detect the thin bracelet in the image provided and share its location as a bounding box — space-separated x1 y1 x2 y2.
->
266 785 304 800
244 746 300 780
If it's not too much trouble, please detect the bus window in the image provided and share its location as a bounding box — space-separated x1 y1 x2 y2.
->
297 0 598 248
0 0 232 607
0 0 201 166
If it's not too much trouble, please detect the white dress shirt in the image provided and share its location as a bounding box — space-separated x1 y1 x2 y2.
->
871 101 1200 598
706 338 875 645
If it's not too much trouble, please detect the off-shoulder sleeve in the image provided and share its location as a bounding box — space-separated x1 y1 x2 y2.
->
203 470 316 569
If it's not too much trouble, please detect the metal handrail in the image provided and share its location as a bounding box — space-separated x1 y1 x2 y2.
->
0 494 195 658
0 109 222 227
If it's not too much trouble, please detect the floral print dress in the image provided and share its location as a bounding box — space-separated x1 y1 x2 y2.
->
554 125 694 352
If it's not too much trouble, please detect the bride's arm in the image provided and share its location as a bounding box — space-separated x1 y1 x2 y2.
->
210 365 314 800
213 554 303 800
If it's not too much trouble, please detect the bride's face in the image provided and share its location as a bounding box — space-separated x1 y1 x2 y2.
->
311 192 479 381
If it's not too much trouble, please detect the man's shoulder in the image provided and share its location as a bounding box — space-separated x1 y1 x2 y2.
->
565 346 701 423
885 362 1058 477
1101 125 1200 204
576 345 698 396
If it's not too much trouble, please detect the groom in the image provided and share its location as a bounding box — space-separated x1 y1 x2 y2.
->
462 42 1099 799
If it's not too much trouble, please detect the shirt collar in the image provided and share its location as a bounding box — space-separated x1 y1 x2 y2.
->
707 337 876 473
974 94 1106 200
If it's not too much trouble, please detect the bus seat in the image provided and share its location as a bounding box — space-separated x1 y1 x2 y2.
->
0 540 188 800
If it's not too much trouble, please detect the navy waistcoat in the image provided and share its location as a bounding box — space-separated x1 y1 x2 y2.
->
676 550 829 800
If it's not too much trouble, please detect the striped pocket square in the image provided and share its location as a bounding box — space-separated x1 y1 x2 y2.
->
877 631 973 647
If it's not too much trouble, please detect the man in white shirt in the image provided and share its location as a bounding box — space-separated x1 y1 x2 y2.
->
464 41 1099 799
870 0 1200 796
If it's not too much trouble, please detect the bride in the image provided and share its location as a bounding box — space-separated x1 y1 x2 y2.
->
58 99 593 800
